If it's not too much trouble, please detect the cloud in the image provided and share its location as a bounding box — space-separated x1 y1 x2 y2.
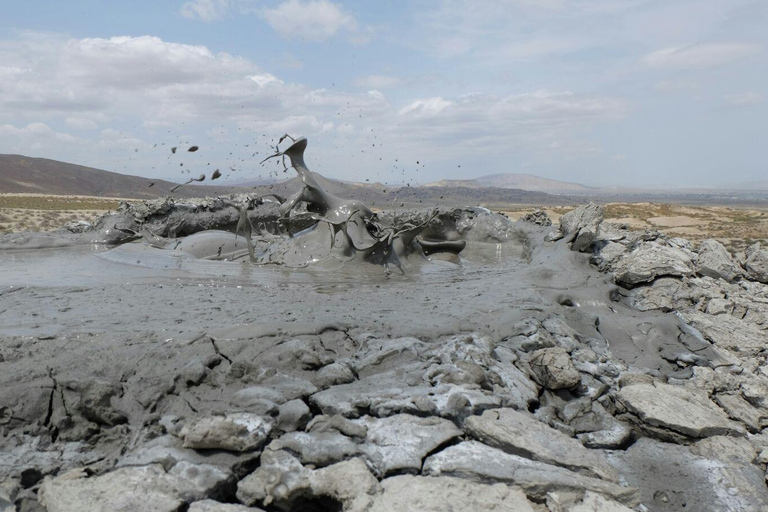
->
180 0 230 21
353 75 402 89
65 117 99 130
724 91 764 107
642 42 762 69
260 0 357 41
0 32 628 183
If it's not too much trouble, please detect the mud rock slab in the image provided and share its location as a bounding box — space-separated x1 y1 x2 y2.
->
529 347 581 390
745 242 768 283
697 239 742 282
616 381 737 438
309 371 501 419
237 452 380 512
679 310 768 356
189 501 265 512
39 463 231 512
607 437 768 512
464 408 617 481
353 414 462 476
369 475 535 512
423 441 638 505
178 413 271 452
613 242 694 287
265 431 360 467
116 435 260 479
714 393 768 433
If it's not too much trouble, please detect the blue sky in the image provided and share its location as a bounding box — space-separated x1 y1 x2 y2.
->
0 0 766 187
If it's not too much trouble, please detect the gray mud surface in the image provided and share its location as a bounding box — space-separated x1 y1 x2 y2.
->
3 159 768 511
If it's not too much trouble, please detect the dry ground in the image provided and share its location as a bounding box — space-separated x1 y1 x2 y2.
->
502 202 768 253
0 194 121 234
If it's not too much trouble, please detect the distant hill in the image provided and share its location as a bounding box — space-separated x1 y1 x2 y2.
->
426 173 592 194
0 154 563 208
0 154 244 199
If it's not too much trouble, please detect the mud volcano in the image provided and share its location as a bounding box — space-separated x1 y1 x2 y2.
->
2 137 768 511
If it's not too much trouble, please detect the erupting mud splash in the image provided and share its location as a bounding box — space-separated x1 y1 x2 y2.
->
148 135 466 272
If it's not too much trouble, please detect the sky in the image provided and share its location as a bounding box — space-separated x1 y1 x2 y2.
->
0 0 766 188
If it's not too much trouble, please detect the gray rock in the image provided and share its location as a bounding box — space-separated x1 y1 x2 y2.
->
713 393 768 433
616 381 739 438
422 441 638 505
591 241 627 272
309 370 501 419
178 413 272 452
69 379 127 426
679 310 768 356
189 501 265 512
116 435 260 479
551 203 604 252
275 399 311 433
464 408 617 481
369 475 535 512
613 242 695 287
745 242 768 283
307 414 368 438
265 431 360 467
697 239 742 282
236 452 380 512
547 491 635 512
39 463 231 512
607 437 768 512
353 414 462 476
577 423 632 449
315 362 356 388
529 348 581 390
521 209 552 227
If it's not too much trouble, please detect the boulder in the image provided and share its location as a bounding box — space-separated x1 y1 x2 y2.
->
529 348 580 390
616 381 738 438
696 239 742 282
465 409 617 481
613 242 695 287
744 242 768 283
369 475 535 512
178 413 271 452
422 441 638 505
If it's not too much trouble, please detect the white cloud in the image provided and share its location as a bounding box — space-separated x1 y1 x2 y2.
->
180 0 230 21
353 75 402 89
65 117 99 130
260 0 357 41
724 91 764 107
642 42 762 69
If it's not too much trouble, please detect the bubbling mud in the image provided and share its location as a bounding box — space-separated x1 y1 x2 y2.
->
138 136 471 273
